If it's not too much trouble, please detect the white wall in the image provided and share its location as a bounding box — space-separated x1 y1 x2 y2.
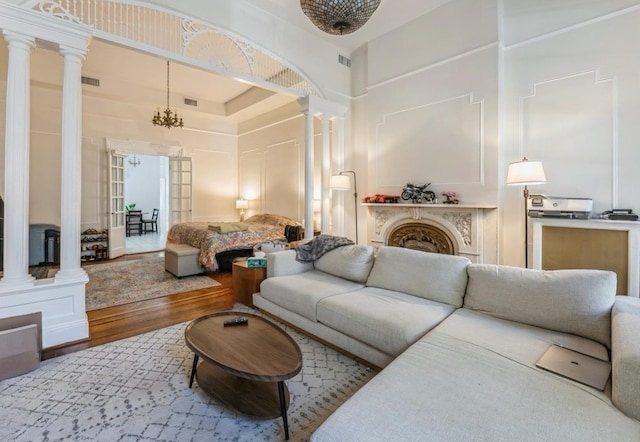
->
351 0 640 266
237 102 316 224
501 0 640 265
361 0 499 203
351 0 499 255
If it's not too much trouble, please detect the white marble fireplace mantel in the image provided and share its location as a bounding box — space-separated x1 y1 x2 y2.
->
363 203 498 263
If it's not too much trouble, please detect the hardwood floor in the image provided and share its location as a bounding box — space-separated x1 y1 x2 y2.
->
42 253 236 360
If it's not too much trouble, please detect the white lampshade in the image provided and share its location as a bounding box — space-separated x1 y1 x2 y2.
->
330 175 351 190
235 199 249 209
506 157 546 186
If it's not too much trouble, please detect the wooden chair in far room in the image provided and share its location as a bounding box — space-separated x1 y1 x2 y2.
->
126 210 143 236
143 208 159 234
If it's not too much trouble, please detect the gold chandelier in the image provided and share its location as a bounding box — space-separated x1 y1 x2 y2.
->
152 61 184 129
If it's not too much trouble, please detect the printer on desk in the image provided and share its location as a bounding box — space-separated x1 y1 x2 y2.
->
528 194 593 219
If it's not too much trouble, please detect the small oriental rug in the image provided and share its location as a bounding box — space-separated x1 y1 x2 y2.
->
83 257 219 311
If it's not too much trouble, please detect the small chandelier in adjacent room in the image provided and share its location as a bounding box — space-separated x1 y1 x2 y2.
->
300 0 382 35
128 154 141 167
152 61 184 129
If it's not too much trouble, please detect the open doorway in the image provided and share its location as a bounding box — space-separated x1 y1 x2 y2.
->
124 153 169 254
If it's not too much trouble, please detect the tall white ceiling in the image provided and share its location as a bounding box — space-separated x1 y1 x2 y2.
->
79 1 453 124
243 0 453 54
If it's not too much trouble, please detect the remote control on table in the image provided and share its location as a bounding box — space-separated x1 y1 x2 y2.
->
223 317 249 327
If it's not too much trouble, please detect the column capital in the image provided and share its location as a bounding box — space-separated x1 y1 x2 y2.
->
2 30 35 48
0 2 92 52
298 95 348 118
59 45 87 60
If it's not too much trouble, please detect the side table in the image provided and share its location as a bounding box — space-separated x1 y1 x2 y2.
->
232 260 266 308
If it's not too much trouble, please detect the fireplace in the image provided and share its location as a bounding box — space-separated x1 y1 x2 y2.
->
387 223 455 255
363 203 498 264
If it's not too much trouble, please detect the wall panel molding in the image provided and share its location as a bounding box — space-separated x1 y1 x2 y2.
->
518 68 619 209
238 138 301 221
374 93 485 190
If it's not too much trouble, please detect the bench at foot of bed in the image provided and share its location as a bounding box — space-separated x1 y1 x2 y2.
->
165 243 203 278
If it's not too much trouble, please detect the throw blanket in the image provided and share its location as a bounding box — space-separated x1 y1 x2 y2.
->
295 234 354 262
208 222 248 234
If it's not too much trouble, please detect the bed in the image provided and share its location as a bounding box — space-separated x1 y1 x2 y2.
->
167 213 296 272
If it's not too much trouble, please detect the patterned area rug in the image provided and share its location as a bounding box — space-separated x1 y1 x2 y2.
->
0 266 56 280
83 257 220 311
0 307 375 441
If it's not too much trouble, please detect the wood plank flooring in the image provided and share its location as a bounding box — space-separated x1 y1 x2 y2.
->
42 253 236 360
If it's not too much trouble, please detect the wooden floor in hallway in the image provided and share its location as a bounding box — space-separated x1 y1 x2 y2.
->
42 252 235 360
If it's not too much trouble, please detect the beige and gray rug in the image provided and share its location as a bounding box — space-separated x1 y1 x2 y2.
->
82 257 220 311
10 258 219 311
0 308 374 441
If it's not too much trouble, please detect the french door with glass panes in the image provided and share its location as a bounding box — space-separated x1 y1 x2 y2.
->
169 156 192 226
108 150 127 259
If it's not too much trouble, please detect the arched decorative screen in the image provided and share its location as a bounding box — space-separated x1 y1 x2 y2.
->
25 0 320 96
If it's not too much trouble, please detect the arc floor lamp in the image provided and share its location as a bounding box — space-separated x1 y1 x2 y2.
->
506 157 546 268
330 170 358 244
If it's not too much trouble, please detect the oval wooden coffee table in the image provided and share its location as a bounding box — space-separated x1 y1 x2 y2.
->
185 311 302 440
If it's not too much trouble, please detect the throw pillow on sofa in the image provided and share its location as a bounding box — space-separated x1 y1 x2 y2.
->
314 245 375 284
365 247 471 307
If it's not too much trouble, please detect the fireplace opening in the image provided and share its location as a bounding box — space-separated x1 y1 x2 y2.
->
387 222 456 255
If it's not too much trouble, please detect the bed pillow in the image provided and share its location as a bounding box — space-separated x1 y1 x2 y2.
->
314 245 375 284
245 213 298 226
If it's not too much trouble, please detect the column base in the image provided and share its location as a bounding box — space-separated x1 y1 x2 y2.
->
54 268 88 284
0 275 35 291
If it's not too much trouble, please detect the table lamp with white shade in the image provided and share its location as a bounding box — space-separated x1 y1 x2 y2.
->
235 199 249 222
506 157 546 268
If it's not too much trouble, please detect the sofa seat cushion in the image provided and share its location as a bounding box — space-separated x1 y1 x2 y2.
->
313 244 374 283
365 247 471 307
259 270 364 322
316 287 456 357
311 327 640 442
438 308 610 373
464 264 616 348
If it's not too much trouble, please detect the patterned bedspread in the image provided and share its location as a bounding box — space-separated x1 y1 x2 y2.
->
167 213 295 272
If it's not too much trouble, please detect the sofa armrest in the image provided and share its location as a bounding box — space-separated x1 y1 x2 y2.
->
611 295 640 420
266 250 313 278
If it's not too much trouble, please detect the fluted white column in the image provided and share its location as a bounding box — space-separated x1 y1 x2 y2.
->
1 31 35 288
302 107 315 241
55 46 88 282
321 115 331 233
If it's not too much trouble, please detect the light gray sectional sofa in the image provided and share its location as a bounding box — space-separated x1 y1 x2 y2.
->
252 245 640 441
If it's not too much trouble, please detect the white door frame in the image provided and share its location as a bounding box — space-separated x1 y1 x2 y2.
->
107 149 127 259
105 138 183 251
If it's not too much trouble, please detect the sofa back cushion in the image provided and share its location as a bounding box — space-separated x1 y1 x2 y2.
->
464 264 616 348
314 245 375 284
365 247 471 307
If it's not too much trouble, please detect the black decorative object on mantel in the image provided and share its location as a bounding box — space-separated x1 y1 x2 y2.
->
401 183 436 204
300 0 382 35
